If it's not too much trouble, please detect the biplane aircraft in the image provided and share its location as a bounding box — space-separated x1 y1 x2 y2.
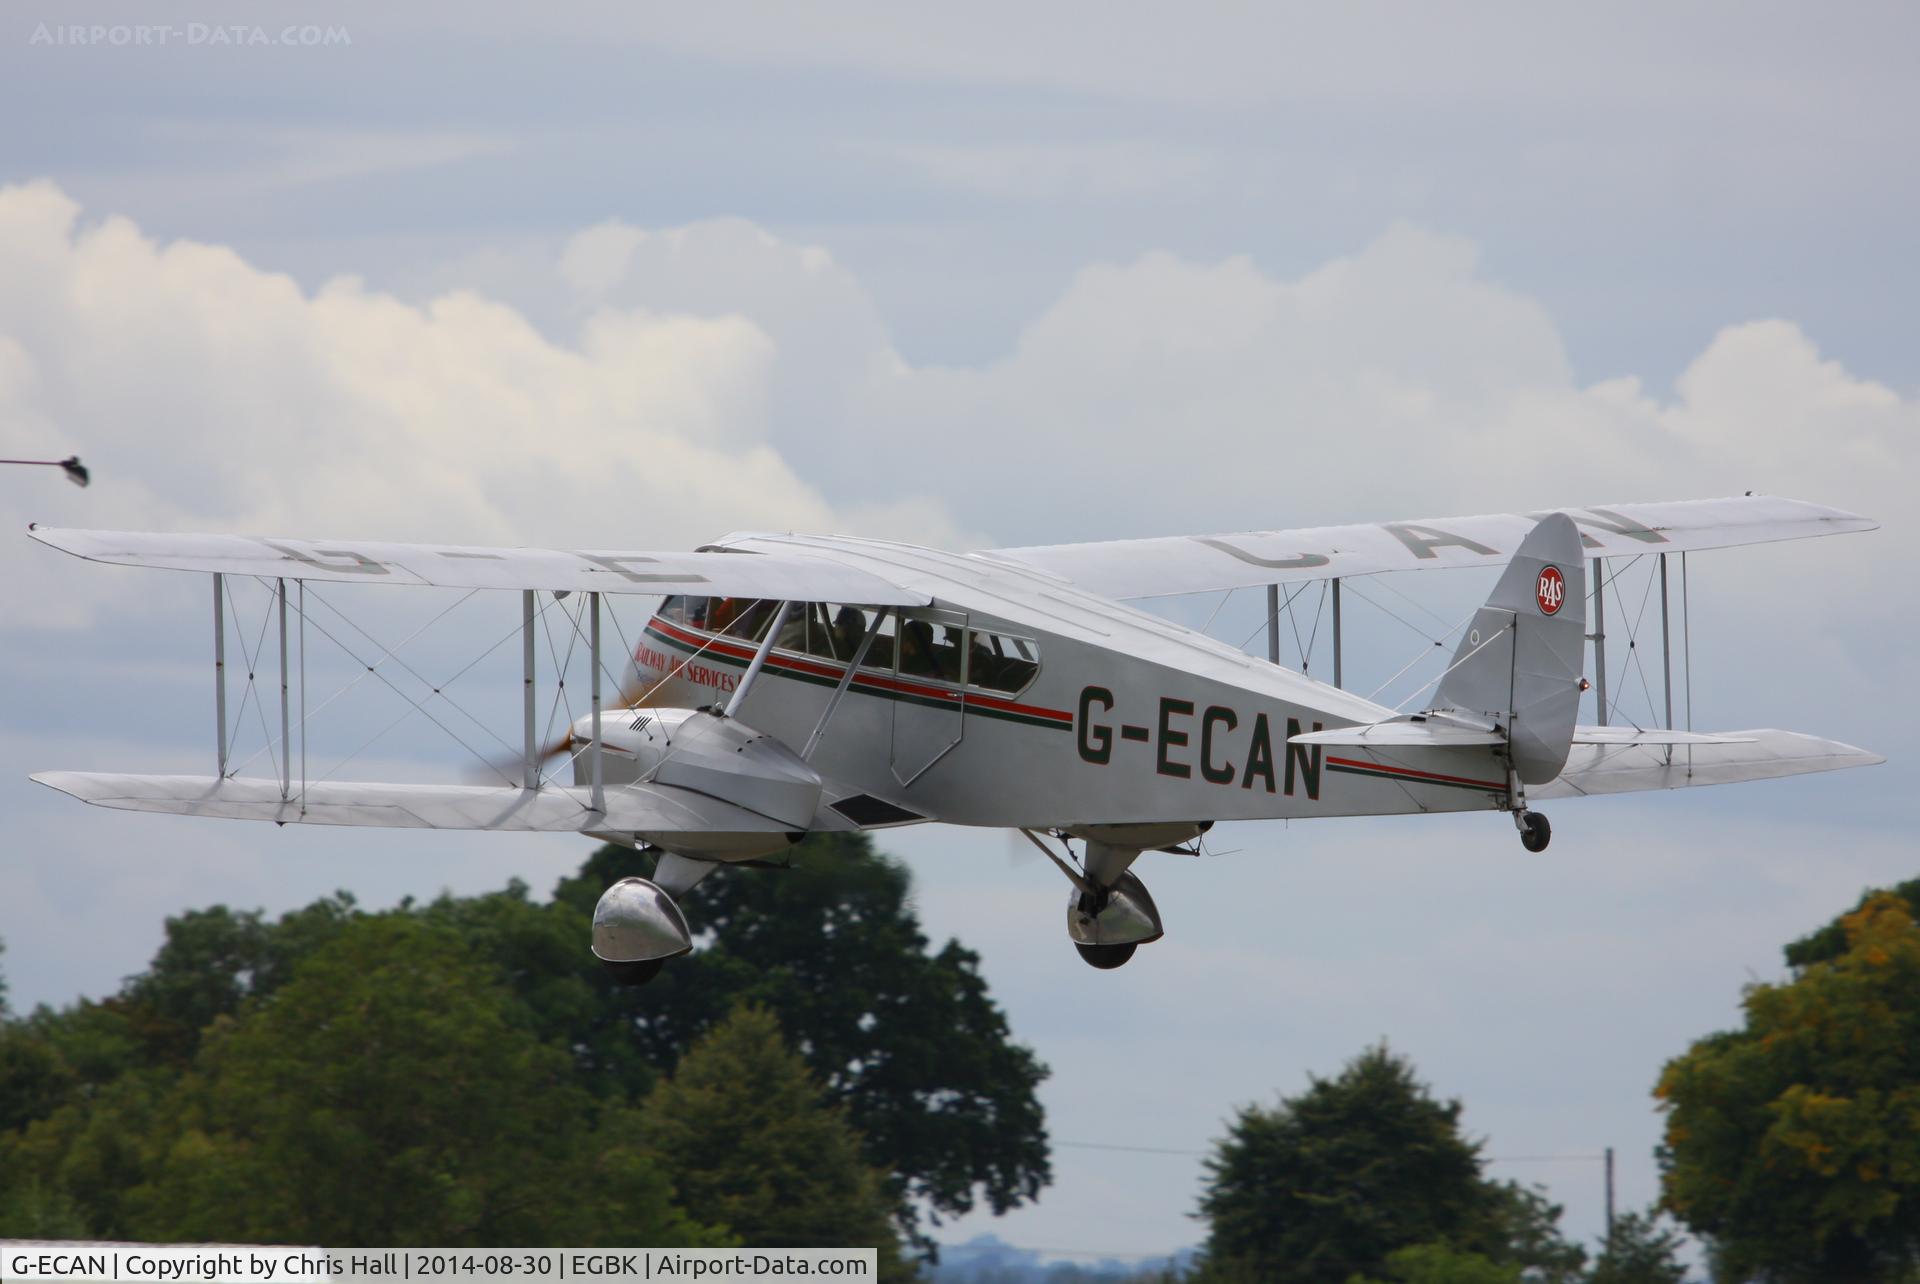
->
26 495 1881 980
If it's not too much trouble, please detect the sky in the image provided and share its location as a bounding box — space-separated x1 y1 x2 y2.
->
2 0 1917 1264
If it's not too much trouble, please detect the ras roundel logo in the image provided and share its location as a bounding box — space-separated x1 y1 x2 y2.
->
1536 565 1566 615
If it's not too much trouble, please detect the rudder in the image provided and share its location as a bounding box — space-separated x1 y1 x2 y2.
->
1433 513 1586 784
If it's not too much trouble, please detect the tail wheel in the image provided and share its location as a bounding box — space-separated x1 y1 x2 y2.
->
1519 811 1552 853
1075 941 1138 970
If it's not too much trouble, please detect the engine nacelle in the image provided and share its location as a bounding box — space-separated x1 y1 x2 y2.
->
569 708 820 862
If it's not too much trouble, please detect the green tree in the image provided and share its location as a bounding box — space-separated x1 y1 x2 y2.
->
1782 876 1920 969
1 1066 181 1239
0 835 1047 1256
639 1004 909 1278
1481 1182 1584 1284
6 914 719 1246
0 1021 74 1135
1586 1209 1687 1284
556 835 1051 1247
1195 1044 1517 1284
1657 889 1920 1281
1347 1242 1522 1284
118 895 357 1065
0 1175 89 1238
415 878 658 1103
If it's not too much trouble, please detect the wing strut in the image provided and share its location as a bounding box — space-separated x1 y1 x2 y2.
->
724 601 793 719
803 606 890 761
1263 577 1345 687
1588 548 1694 761
278 577 290 802
1333 578 1343 688
590 592 604 813
522 590 538 791
1590 558 1608 727
213 573 228 776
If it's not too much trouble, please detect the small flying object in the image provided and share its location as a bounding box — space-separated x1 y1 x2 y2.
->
25 496 1882 981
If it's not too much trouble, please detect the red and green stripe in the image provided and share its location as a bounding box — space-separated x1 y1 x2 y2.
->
642 619 1074 732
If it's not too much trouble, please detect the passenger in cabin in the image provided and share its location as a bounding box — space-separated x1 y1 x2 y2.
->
723 600 775 640
776 605 809 652
969 634 999 689
831 606 866 660
898 619 938 679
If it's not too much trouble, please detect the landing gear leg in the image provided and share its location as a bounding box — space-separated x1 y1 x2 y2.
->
1506 761 1551 852
1019 831 1169 971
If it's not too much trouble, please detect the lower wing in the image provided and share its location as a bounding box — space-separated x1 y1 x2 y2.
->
1531 729 1882 799
30 771 796 835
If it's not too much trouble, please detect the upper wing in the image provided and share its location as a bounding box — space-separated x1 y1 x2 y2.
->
27 526 929 606
979 496 1875 600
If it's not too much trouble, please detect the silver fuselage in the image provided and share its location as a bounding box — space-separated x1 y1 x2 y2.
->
629 532 1508 830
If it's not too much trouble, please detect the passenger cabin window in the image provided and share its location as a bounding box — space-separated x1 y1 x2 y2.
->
657 595 703 628
657 595 772 638
967 629 1039 694
657 597 1038 695
897 618 967 684
853 609 897 672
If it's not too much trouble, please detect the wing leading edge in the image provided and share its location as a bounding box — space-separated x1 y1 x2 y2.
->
980 495 1875 600
26 526 930 606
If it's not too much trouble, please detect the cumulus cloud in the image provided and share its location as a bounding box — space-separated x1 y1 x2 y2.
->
3 181 1911 715
829 222 1911 550
527 206 1913 740
0 181 978 628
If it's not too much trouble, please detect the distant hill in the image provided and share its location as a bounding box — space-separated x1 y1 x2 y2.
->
931 1234 1196 1282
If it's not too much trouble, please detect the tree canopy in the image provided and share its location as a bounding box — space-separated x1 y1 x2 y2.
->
2 915 723 1246
1584 1210 1687 1284
1657 887 1920 1281
640 1004 908 1278
556 836 1052 1247
1195 1044 1581 1284
0 831 1050 1261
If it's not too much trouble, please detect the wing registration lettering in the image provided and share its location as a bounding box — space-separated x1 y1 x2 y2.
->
262 541 390 575
1577 506 1671 546
576 552 712 585
1190 537 1332 571
1379 522 1500 560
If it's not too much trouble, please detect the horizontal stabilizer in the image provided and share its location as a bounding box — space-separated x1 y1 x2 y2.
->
1290 720 1505 748
1531 730 1883 799
30 771 796 835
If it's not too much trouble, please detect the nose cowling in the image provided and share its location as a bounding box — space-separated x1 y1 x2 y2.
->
569 708 822 831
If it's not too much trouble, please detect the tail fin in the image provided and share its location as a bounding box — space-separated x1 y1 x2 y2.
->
1434 512 1586 784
